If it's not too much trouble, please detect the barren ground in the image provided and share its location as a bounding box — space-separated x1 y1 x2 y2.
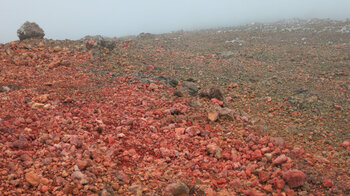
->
0 19 349 195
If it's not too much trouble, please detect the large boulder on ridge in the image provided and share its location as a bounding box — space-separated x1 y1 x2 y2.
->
17 21 45 41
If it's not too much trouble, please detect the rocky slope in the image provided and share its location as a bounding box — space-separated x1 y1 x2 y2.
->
0 19 349 195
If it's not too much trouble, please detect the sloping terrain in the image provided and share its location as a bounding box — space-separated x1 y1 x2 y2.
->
0 19 349 195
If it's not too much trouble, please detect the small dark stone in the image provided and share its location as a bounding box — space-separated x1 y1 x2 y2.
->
24 97 32 104
209 88 224 100
186 78 196 82
60 60 71 66
139 79 153 84
294 87 308 95
155 76 167 81
170 108 180 115
154 66 163 71
168 78 179 87
199 91 210 98
94 126 103 133
187 100 202 107
173 88 186 97
154 76 178 88
102 40 116 51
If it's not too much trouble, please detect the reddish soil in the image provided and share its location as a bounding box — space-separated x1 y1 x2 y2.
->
0 19 349 195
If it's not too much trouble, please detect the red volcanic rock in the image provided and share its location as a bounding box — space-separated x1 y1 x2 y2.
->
333 105 341 110
243 189 267 196
291 147 304 158
208 110 219 122
273 178 285 189
11 133 29 149
41 185 49 193
175 127 185 136
283 170 307 188
0 33 346 195
322 179 333 188
258 171 270 183
147 65 154 71
269 137 285 147
210 98 224 106
272 154 288 165
206 143 222 159
171 103 188 114
221 150 231 160
76 160 88 170
185 126 200 136
159 147 172 158
206 143 219 154
340 140 350 148
285 189 296 196
69 135 82 148
252 149 262 160
25 172 41 186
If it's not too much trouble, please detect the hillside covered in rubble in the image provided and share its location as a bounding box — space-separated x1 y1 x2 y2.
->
0 19 349 195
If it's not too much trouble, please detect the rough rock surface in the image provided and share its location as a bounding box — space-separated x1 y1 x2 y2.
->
0 19 349 195
17 21 45 41
165 181 190 196
25 172 41 186
283 170 307 188
209 88 224 101
181 81 198 96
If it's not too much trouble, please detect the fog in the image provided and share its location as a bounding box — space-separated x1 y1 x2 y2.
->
1 0 350 43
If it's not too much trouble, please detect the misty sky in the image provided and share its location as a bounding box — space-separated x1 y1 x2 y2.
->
1 0 350 43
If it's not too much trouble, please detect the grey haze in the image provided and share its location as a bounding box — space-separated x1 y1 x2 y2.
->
1 0 350 43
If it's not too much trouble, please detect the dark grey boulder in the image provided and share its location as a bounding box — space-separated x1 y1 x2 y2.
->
182 81 198 96
173 88 186 97
168 78 179 87
200 88 224 100
137 32 155 39
17 21 45 41
209 88 224 100
154 76 179 88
